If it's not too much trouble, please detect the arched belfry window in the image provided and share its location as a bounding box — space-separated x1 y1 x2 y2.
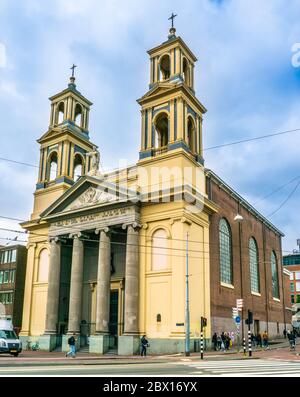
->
48 151 58 181
159 54 171 81
152 229 168 271
249 237 260 293
187 116 196 153
73 154 84 181
271 251 280 299
219 218 233 285
57 102 64 124
154 113 169 148
182 58 190 86
75 103 83 127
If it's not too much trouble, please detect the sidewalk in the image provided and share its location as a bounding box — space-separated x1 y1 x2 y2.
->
0 340 294 367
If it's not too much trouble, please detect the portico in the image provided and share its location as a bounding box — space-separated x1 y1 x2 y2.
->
38 177 141 355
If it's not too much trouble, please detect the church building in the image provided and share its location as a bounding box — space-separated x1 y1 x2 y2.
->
19 24 291 355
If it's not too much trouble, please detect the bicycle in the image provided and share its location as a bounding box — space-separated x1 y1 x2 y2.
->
31 341 40 351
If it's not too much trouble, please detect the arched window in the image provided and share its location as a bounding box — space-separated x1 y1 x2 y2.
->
154 113 169 148
48 152 58 181
159 54 171 81
249 237 260 293
75 103 83 127
182 57 190 85
152 229 168 271
73 154 84 180
219 218 233 285
187 116 196 152
37 249 49 282
271 251 280 299
57 102 64 124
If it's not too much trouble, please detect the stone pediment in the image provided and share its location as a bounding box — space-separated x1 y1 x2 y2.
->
65 186 117 211
40 176 139 219
137 83 180 103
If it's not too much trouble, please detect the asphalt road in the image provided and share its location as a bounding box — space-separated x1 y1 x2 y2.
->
0 359 300 376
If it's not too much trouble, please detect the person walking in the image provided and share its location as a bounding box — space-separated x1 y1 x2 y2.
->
262 331 269 350
66 333 76 358
287 330 296 350
212 333 218 351
256 333 262 348
141 335 149 357
283 328 287 339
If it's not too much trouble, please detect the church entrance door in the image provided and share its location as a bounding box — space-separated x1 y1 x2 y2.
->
109 290 119 349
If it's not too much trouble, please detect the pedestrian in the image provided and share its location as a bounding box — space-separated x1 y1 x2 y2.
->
212 333 218 351
262 331 269 350
141 334 149 357
66 332 76 358
256 333 262 348
283 328 287 339
221 332 226 351
217 334 222 350
287 330 296 350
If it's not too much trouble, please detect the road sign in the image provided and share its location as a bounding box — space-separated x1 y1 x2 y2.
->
232 307 239 319
235 316 241 324
236 299 243 311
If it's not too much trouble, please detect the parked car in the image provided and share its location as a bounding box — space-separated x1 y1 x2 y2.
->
0 319 22 357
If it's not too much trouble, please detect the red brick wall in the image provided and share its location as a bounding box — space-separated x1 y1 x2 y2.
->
208 177 287 337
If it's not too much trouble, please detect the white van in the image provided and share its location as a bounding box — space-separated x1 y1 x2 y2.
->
0 319 22 357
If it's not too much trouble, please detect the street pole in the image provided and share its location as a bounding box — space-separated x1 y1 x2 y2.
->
185 232 190 356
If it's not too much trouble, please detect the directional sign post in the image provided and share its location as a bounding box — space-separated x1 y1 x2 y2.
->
235 316 241 324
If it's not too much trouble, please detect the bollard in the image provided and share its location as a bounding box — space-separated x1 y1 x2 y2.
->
248 330 252 357
243 337 246 356
200 332 204 360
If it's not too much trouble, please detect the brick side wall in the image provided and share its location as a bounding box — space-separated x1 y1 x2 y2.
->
208 178 287 338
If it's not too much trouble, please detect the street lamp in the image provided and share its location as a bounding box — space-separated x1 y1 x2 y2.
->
234 212 244 341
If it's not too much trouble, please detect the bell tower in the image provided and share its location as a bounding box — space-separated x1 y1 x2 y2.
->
138 22 206 165
32 68 97 219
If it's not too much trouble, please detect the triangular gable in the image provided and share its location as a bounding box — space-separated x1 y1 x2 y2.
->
138 83 180 102
40 175 138 219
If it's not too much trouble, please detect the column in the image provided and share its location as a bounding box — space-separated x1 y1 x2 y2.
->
123 223 140 335
67 233 84 334
44 238 61 334
95 228 111 334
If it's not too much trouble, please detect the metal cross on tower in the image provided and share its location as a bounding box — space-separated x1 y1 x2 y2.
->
70 64 77 78
168 13 177 28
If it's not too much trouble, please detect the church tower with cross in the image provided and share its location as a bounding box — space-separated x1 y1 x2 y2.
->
31 68 97 220
138 16 205 166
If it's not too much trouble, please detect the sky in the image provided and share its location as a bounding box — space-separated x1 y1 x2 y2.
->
0 0 300 253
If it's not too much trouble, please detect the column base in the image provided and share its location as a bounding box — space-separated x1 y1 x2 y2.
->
26 334 59 352
118 335 140 356
62 335 81 352
89 335 110 354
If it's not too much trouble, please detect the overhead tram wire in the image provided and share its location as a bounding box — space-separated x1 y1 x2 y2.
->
1 126 300 172
267 179 300 218
0 226 296 255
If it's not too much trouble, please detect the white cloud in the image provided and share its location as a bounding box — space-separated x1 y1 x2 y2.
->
0 43 6 67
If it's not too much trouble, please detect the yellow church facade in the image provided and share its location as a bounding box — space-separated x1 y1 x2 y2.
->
20 27 219 355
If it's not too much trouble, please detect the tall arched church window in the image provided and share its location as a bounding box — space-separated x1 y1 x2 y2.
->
73 154 84 181
187 116 196 152
271 251 280 299
154 113 168 148
75 104 83 127
219 218 233 285
48 152 58 181
159 54 171 81
37 249 49 282
249 237 260 293
152 229 168 271
57 102 64 124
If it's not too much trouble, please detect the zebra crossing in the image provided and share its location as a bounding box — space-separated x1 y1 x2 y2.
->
177 359 300 376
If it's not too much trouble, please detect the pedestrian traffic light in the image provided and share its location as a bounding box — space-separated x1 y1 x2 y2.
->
245 310 253 325
201 317 207 330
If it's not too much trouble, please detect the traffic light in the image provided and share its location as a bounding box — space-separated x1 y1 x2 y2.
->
201 317 207 330
245 310 253 325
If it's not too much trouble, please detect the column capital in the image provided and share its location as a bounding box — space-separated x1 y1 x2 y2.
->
95 226 110 235
122 222 142 231
48 236 61 244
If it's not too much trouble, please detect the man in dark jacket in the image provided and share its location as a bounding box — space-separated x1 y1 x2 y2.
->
212 333 218 351
141 335 149 357
66 333 76 358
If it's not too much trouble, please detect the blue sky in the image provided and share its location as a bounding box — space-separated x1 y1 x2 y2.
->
0 0 300 252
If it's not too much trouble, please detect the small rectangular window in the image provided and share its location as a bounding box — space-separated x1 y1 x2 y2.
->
0 271 3 284
4 251 9 263
0 252 3 264
3 270 9 283
11 250 17 262
291 282 295 292
290 272 294 281
296 272 300 280
10 269 15 284
291 295 295 303
296 282 300 292
297 295 300 304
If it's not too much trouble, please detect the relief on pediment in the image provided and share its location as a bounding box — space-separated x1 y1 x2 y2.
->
67 187 117 210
